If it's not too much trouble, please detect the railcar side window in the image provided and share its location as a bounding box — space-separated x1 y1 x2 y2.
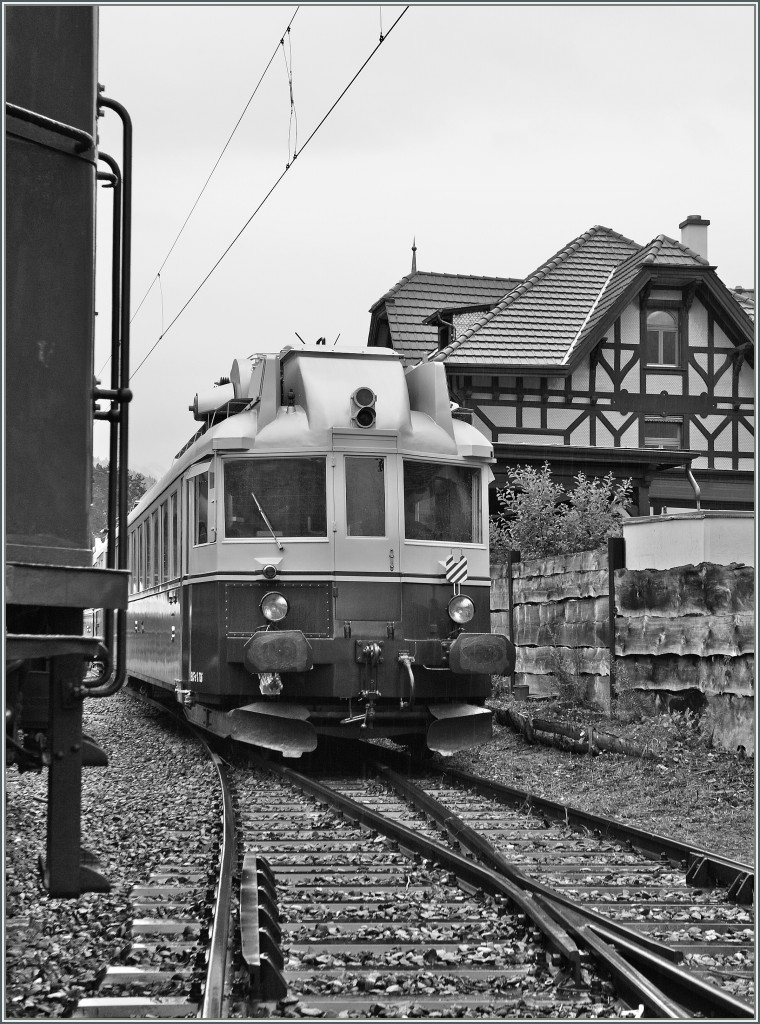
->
145 517 152 585
161 501 169 581
128 533 134 594
151 510 159 586
403 462 482 544
345 457 385 537
194 472 210 545
224 458 327 538
138 524 145 591
170 491 178 577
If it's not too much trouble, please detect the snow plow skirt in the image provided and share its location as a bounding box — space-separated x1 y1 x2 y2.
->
229 702 317 758
185 701 317 758
427 704 492 756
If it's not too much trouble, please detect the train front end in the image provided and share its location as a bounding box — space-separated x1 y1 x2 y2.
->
129 346 514 757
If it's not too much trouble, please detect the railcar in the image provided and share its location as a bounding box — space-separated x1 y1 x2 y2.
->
5 6 132 895
126 346 514 756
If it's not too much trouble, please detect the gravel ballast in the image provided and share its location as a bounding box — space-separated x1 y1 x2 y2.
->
5 691 755 1018
4 692 218 1019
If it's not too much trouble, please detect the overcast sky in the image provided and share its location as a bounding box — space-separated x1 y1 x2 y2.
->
92 3 757 479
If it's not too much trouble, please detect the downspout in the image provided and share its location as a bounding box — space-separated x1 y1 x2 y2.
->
686 460 701 511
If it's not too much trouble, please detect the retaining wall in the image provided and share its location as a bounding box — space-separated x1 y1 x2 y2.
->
490 544 755 754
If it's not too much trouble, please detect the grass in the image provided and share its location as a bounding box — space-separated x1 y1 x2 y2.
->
442 688 755 865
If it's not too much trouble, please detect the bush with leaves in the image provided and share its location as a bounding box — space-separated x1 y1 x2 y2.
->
491 462 632 561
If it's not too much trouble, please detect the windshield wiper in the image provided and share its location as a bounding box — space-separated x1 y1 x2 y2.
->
250 489 284 550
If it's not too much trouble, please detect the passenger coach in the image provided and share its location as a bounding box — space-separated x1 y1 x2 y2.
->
126 346 513 756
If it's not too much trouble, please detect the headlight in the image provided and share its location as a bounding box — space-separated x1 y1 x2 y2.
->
447 594 475 624
260 592 289 622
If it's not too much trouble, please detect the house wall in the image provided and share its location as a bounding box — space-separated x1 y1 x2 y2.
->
449 291 754 509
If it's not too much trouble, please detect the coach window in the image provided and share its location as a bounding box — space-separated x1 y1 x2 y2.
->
194 471 210 545
224 458 327 538
146 517 153 588
161 501 169 582
152 510 160 586
170 491 179 577
127 533 134 594
403 462 482 544
131 533 137 594
137 524 144 591
346 457 385 537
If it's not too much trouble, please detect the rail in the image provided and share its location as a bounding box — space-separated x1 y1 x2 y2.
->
267 750 753 1019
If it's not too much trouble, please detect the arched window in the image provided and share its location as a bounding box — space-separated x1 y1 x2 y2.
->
646 309 679 366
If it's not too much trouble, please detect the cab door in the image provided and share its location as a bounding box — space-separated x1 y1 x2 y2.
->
333 453 401 629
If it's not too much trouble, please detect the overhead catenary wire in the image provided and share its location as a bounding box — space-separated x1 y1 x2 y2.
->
132 5 409 378
98 6 300 377
282 26 298 166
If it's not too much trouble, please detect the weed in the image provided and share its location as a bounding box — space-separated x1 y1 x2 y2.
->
491 675 511 700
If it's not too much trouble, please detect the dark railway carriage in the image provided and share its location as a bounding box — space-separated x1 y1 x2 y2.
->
5 6 132 895
127 347 514 756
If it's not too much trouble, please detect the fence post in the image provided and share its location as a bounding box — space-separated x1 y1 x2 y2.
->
507 549 520 690
607 536 625 697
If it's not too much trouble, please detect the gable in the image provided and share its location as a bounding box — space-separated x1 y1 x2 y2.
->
368 271 521 362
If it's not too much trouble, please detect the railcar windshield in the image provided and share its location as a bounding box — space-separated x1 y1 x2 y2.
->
224 458 327 538
403 461 482 544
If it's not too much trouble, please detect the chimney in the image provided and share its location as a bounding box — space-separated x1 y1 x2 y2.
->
679 214 710 261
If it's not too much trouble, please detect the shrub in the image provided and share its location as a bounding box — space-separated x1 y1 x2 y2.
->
491 462 632 562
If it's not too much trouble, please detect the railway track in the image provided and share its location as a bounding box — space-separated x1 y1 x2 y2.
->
234 744 754 1019
233 762 618 1018
65 699 754 1019
69 718 235 1019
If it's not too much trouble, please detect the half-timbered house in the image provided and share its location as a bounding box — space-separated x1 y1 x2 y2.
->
368 217 754 515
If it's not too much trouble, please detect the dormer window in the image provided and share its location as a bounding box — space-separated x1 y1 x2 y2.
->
646 309 679 366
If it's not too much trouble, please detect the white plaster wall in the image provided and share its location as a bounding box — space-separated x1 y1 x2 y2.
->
597 364 614 393
695 414 721 439
647 373 683 396
569 418 591 446
522 407 541 429
573 365 590 391
621 364 639 391
472 412 492 439
738 420 754 453
546 408 585 431
621 424 639 447
713 321 735 351
689 356 708 395
484 405 516 428
737 361 754 399
620 303 640 342
689 300 708 347
713 366 735 398
622 512 755 569
600 411 628 435
713 423 733 453
596 421 615 447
